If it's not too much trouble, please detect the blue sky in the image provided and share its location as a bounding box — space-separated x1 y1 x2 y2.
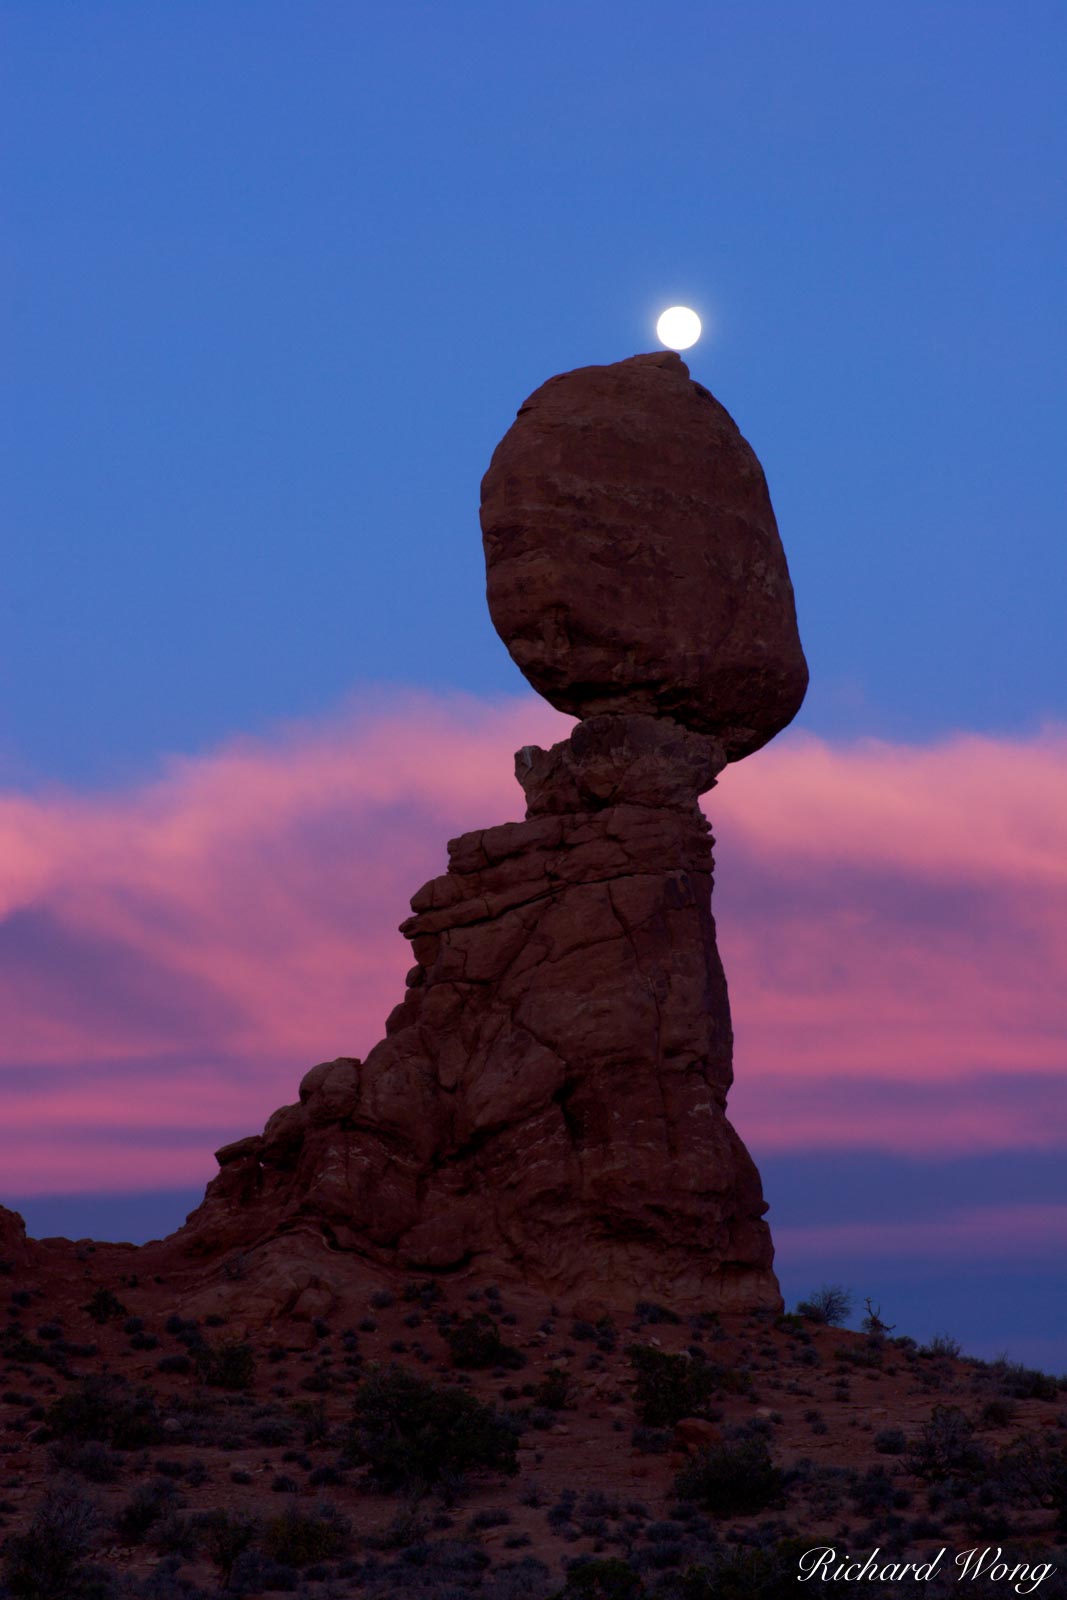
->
2 3 1065 1367
4 1 1064 785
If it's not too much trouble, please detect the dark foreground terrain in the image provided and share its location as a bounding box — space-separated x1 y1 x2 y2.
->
0 1229 1063 1598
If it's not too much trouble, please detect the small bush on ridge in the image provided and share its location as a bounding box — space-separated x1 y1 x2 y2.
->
795 1285 852 1326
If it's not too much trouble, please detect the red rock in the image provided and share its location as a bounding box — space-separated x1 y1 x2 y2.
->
0 1204 35 1271
571 1296 612 1326
481 352 808 759
163 351 803 1318
673 1417 723 1454
171 712 779 1311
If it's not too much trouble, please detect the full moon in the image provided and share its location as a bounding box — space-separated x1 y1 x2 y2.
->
656 305 702 351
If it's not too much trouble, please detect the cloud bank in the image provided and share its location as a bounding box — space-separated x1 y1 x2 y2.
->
1 694 1064 1202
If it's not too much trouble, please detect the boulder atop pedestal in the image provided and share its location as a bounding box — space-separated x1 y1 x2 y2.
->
481 351 808 759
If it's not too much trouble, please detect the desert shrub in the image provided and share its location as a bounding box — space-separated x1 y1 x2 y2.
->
981 1398 1017 1427
226 1549 299 1594
1 1485 104 1599
907 1405 987 1481
837 1343 884 1370
82 1288 127 1325
774 1313 805 1334
524 1404 555 1431
920 1333 962 1359
634 1301 680 1326
47 1437 122 1483
404 1278 443 1306
156 1353 192 1375
261 1503 349 1566
668 1539 812 1599
641 1526 686 1571
552 1556 646 1597
984 1435 1067 1513
534 1367 574 1412
580 1490 620 1520
673 1436 784 1515
804 1407 828 1436
446 1313 524 1371
250 1415 293 1447
292 1397 330 1444
114 1480 184 1544
46 1374 163 1450
193 1338 255 1390
150 1512 201 1560
0 1330 68 1372
852 1463 910 1515
547 1488 578 1529
346 1365 519 1492
195 1509 258 1580
626 1345 726 1427
57 1339 98 1359
860 1299 895 1336
983 1358 1061 1402
362 1502 432 1552
873 1427 907 1455
795 1285 852 1326
299 1367 334 1392
470 1506 511 1531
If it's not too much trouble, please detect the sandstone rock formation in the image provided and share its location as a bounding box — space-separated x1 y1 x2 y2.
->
482 351 808 760
170 352 806 1314
0 1204 35 1272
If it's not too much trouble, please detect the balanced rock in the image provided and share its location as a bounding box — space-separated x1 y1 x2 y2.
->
171 352 805 1315
481 351 808 759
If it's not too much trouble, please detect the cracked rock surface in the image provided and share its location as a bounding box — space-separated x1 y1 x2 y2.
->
169 354 806 1313
175 713 778 1308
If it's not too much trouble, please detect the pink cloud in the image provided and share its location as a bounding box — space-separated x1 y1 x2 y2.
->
775 1203 1067 1261
0 696 1064 1194
713 729 1067 1089
732 1071 1067 1156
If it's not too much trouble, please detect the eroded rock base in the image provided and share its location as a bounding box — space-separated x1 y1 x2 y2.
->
176 715 780 1313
